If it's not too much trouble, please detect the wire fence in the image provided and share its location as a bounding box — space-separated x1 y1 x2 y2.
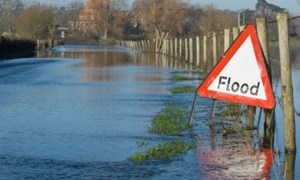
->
120 14 300 119
119 13 299 179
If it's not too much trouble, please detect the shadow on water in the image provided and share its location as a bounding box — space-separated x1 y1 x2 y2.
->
0 51 35 60
284 152 296 180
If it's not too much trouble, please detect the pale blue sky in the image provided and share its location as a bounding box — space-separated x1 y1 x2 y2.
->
25 0 300 15
193 0 300 15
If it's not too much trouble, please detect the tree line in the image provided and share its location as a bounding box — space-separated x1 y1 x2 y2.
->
0 0 299 43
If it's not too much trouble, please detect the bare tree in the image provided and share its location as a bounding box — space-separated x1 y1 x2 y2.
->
0 0 23 34
132 0 190 52
16 4 55 40
85 0 127 39
64 1 82 32
200 5 237 35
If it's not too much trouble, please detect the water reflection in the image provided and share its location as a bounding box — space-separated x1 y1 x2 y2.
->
197 128 275 179
198 147 274 179
284 152 296 180
38 45 189 68
269 44 300 80
37 45 192 83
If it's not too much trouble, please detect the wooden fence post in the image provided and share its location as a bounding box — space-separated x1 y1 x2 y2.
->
179 38 182 59
147 40 151 51
185 38 188 62
232 27 239 40
277 12 296 152
170 39 174 57
284 152 295 179
203 36 207 71
224 29 231 52
36 40 40 50
166 39 169 55
189 38 193 64
138 41 141 50
162 39 166 54
255 17 276 148
239 25 246 32
143 40 146 51
212 33 217 66
174 38 178 58
245 21 259 127
196 36 200 67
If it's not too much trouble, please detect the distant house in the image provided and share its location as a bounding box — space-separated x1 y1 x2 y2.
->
78 1 96 34
78 0 129 39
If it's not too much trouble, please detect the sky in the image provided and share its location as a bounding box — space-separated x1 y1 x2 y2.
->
24 0 300 15
195 0 300 15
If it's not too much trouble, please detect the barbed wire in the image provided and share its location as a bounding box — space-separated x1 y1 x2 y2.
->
295 109 300 117
289 15 300 21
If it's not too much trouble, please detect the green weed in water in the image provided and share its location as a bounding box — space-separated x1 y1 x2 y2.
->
129 140 195 162
149 105 191 135
171 75 194 81
171 70 202 74
170 85 196 94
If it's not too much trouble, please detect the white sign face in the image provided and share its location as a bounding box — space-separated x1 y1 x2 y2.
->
207 36 267 100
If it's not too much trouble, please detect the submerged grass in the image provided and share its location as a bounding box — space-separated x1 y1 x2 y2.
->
170 85 196 94
171 69 202 74
221 127 255 137
171 73 205 82
130 71 200 163
149 105 191 136
129 140 197 162
171 75 194 81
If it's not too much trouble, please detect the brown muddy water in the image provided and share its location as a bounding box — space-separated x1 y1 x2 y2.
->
0 44 299 179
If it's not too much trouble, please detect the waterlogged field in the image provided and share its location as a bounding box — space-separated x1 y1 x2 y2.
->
0 44 299 179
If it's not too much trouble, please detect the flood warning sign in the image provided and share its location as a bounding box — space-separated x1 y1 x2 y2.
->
197 24 275 109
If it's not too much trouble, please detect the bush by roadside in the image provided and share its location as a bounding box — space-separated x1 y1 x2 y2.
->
0 36 36 58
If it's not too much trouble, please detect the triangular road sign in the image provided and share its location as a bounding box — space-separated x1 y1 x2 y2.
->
197 24 275 109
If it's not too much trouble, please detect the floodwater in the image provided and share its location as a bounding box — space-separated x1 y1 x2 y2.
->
0 44 299 179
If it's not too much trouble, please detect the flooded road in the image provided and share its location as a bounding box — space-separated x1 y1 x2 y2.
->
0 44 299 179
0 45 200 179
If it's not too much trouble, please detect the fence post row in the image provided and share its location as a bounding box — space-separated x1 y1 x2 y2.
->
119 13 296 152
